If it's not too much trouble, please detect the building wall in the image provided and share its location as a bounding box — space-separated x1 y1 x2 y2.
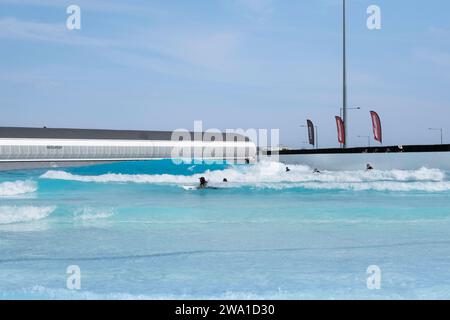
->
0 138 257 162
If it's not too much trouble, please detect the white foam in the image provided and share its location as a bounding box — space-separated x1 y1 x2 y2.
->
15 285 400 300
73 207 114 220
24 286 302 300
0 206 56 224
261 181 450 192
39 161 449 192
0 180 37 197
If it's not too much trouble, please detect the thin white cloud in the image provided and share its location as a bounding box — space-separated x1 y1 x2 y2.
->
229 0 273 22
0 71 59 88
0 0 161 15
415 48 450 68
239 0 272 13
428 26 450 43
0 17 115 46
134 30 243 71
0 16 244 78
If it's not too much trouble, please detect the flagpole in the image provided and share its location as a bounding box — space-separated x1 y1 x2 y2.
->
342 0 348 148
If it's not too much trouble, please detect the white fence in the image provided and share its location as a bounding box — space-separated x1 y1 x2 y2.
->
0 139 257 162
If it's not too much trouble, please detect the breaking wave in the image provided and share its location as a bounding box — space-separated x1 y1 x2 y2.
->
0 206 56 225
8 285 398 300
39 161 449 192
73 207 115 221
0 180 37 197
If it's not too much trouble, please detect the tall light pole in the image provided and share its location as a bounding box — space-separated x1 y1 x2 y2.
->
339 107 360 147
429 128 443 145
357 135 370 147
315 125 319 149
342 0 348 148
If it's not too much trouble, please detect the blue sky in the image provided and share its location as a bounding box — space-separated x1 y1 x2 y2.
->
0 0 449 148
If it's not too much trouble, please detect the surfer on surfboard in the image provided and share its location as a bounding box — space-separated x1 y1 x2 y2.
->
199 177 208 189
183 177 222 191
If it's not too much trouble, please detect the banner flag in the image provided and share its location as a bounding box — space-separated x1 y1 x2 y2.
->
370 111 382 143
306 120 315 146
335 116 345 144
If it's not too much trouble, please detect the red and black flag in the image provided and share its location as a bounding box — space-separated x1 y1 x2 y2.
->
370 111 382 143
335 116 345 144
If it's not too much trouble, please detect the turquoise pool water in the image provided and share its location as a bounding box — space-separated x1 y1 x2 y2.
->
1 159 450 299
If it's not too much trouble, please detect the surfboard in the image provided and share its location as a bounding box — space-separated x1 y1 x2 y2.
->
182 185 221 191
182 185 198 191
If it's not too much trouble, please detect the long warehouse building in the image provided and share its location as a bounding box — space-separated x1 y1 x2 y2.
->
0 127 257 170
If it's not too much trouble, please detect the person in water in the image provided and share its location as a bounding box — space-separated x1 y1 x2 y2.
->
286 167 291 172
223 178 228 182
199 177 208 189
313 168 321 174
366 164 374 170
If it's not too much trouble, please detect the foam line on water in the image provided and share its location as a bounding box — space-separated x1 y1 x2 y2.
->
73 207 115 221
7 285 444 300
0 206 56 224
0 180 37 197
